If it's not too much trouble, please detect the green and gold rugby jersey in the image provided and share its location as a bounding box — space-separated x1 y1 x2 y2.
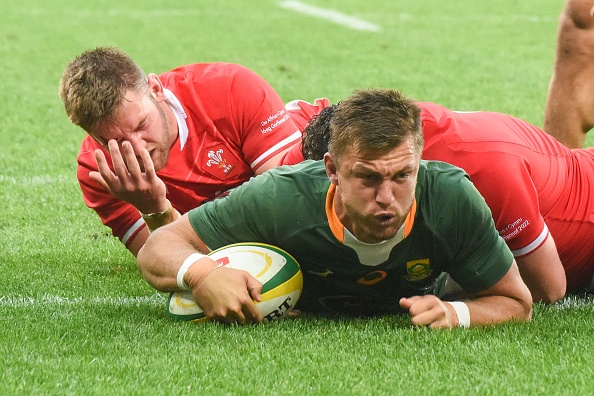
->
188 160 513 315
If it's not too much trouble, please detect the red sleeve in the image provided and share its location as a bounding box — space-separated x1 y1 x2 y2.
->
432 148 547 256
225 65 302 170
77 137 146 245
286 98 331 131
420 103 548 256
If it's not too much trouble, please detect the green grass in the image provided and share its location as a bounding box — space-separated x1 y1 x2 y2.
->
2 0 594 394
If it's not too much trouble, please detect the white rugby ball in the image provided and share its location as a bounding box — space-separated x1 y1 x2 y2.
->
166 243 303 323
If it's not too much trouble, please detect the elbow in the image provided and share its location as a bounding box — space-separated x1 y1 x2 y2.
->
533 284 566 305
517 287 535 322
516 295 533 323
136 234 169 292
526 275 566 305
136 244 150 281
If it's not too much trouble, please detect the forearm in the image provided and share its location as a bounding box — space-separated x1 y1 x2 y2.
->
455 261 533 327
515 235 566 304
136 215 211 291
136 228 195 291
461 295 532 327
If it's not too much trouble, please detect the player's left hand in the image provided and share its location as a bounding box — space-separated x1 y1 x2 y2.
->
399 295 454 329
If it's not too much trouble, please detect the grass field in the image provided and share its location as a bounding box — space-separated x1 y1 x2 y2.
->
2 0 594 394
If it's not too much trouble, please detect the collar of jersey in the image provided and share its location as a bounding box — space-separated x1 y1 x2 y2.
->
163 89 189 150
325 183 416 244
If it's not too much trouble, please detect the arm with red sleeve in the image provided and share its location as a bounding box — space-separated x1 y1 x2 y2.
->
76 64 304 256
420 104 566 303
460 151 565 303
425 144 566 303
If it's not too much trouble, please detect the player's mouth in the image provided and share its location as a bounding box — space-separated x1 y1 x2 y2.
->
375 213 396 226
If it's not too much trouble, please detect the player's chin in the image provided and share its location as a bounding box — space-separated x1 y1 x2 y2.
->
362 227 398 243
150 150 168 171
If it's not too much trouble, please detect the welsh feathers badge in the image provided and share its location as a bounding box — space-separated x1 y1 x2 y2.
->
202 143 240 180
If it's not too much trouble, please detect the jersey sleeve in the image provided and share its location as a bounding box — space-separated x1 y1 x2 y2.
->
77 139 146 246
425 163 514 293
443 150 547 257
226 66 302 171
187 171 280 249
420 105 548 258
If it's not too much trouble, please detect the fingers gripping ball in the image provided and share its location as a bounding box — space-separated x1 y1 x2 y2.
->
166 243 303 323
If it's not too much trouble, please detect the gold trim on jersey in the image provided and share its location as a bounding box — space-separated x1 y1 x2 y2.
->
325 183 417 243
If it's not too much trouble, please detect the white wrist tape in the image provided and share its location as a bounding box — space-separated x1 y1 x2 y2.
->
447 301 471 328
176 253 207 290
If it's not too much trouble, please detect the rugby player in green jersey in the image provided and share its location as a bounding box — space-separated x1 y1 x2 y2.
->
137 89 532 328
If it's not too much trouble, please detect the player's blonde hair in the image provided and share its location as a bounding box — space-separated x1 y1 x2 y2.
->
58 46 148 132
328 89 423 162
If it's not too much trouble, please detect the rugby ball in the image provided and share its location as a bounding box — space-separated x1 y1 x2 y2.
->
166 243 303 323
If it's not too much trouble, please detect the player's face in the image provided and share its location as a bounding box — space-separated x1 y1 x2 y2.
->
326 137 420 244
90 89 176 172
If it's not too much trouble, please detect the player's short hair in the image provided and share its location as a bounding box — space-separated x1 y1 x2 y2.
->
58 46 148 132
302 104 337 161
328 89 423 162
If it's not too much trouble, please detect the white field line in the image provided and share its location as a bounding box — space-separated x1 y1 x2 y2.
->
24 9 204 18
1 293 592 310
550 295 594 310
279 1 381 32
0 294 165 308
0 174 73 185
20 6 554 24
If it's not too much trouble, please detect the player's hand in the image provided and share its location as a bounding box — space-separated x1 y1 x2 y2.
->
399 295 454 329
89 139 168 214
192 267 263 325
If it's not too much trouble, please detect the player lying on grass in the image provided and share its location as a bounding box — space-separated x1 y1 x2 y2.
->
136 89 533 328
59 46 304 256
293 94 594 304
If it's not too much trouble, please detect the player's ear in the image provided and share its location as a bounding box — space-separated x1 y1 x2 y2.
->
324 153 339 185
147 73 165 101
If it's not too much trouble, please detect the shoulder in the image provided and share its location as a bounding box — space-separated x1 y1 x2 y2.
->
159 63 260 86
418 160 469 186
418 101 447 122
77 136 103 168
416 160 489 220
239 160 329 193
159 63 272 107
188 161 329 243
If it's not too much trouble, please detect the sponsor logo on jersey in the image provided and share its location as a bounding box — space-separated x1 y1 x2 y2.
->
357 270 387 285
405 259 432 281
203 144 238 180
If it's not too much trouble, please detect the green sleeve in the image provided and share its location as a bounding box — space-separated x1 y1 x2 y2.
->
187 172 279 250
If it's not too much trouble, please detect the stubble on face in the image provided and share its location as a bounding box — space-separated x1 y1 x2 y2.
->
147 94 175 172
332 139 419 243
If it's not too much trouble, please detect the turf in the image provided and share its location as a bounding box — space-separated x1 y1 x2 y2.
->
1 0 593 394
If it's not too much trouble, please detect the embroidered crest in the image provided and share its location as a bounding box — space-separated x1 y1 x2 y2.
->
405 259 432 281
203 143 239 180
